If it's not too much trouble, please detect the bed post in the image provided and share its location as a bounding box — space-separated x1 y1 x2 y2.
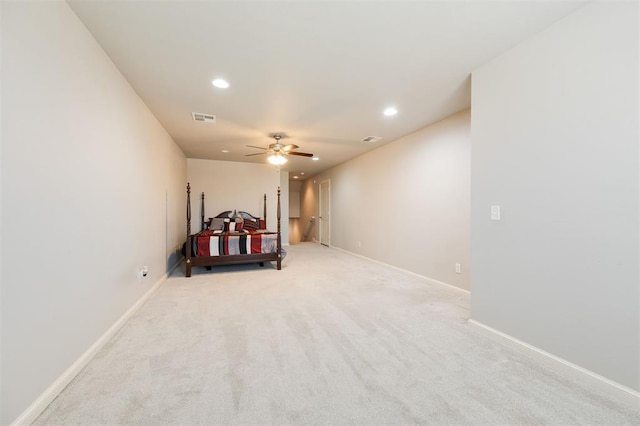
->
186 183 191 236
186 183 192 277
185 235 192 277
263 193 267 224
276 187 282 270
201 192 205 232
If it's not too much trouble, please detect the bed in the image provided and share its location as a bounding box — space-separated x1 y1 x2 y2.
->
184 183 283 277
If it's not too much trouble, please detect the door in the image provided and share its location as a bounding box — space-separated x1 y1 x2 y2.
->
319 179 330 246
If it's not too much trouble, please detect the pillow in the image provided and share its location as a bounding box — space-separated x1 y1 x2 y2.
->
222 219 245 233
243 219 259 231
209 218 225 230
235 215 244 230
259 219 267 230
238 211 257 220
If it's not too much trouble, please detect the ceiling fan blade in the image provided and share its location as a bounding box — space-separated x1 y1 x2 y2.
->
287 151 314 157
246 145 268 150
281 144 299 152
245 152 268 157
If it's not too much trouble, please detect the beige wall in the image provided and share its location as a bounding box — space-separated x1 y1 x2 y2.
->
186 159 288 242
1 2 187 422
302 110 471 290
471 2 639 391
289 180 302 244
288 218 302 244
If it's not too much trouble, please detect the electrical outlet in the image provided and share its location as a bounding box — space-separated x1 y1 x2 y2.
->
455 263 461 274
491 205 501 220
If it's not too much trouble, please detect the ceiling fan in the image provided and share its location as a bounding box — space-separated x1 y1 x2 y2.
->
245 134 314 165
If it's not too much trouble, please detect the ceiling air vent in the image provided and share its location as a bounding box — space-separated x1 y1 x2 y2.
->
361 136 382 143
192 112 216 123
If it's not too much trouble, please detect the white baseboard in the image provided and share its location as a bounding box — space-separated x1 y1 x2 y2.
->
11 264 179 426
329 245 470 295
468 319 640 412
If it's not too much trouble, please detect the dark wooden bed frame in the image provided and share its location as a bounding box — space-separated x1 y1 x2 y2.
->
184 183 282 277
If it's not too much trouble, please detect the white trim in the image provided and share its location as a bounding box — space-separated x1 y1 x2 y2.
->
318 179 331 246
468 319 640 411
329 245 470 294
11 262 180 426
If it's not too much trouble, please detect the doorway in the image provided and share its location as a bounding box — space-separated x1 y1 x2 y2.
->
319 179 330 246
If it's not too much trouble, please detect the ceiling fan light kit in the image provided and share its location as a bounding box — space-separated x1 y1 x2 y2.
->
246 134 314 166
268 153 287 165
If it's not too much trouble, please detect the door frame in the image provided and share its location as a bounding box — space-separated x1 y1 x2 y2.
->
319 179 331 246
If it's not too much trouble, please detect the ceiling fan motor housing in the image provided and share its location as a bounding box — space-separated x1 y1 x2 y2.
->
245 133 314 158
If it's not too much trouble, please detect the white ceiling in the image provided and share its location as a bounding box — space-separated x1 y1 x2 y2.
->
68 1 585 178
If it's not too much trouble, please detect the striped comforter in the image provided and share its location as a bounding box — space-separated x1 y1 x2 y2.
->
194 232 280 257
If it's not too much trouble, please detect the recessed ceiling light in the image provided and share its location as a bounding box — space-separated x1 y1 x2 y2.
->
221 150 229 153
293 176 299 179
300 172 305 175
383 107 398 116
312 157 320 161
212 78 230 89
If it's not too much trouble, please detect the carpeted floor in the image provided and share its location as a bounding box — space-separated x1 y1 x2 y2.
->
35 243 639 425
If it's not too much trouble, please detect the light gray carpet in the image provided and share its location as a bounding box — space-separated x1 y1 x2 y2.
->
35 243 639 425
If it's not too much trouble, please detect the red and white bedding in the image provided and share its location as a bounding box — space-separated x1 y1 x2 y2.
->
194 232 279 257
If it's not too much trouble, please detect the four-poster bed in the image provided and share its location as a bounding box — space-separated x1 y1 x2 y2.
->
184 183 283 277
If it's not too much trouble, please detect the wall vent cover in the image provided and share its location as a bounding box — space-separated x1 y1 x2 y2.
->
192 112 216 123
361 136 382 143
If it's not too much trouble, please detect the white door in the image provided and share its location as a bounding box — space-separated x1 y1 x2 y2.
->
319 179 330 246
